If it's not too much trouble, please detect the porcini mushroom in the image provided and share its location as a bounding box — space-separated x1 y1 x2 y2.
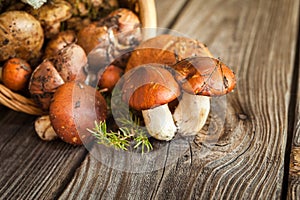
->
49 81 107 145
172 57 236 135
0 11 44 62
121 64 180 141
29 43 87 110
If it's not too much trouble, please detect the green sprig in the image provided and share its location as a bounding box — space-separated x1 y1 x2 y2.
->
89 117 153 154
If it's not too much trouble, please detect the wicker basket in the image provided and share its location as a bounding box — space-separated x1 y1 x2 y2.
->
0 0 157 116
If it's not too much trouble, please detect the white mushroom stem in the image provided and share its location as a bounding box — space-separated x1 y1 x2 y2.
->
173 92 210 136
34 115 58 141
142 104 177 141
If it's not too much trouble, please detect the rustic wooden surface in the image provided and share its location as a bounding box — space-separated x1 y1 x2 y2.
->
0 0 299 199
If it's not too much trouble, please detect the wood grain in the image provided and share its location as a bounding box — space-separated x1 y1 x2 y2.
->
155 0 188 28
59 0 299 199
0 108 87 199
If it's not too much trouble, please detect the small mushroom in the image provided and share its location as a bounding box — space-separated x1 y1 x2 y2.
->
34 115 58 141
172 57 236 135
1 58 32 91
49 81 107 145
77 23 109 55
78 8 141 79
29 60 65 110
29 43 87 110
44 30 77 58
121 64 180 141
97 64 124 92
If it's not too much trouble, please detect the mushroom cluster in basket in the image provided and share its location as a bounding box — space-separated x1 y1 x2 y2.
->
0 1 236 151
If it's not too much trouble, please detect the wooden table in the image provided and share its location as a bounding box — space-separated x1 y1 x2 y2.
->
0 0 299 199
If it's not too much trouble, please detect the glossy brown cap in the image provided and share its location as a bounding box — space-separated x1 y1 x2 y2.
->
173 57 236 96
122 64 180 110
49 81 107 145
126 34 212 72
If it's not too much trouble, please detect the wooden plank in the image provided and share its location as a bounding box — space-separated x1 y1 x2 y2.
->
155 0 188 28
288 45 300 198
0 108 87 199
59 0 299 199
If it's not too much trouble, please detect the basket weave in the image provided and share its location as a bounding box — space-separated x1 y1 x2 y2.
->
0 0 157 115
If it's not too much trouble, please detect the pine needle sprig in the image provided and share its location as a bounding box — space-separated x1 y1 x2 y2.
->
89 88 153 153
89 114 153 154
88 121 130 151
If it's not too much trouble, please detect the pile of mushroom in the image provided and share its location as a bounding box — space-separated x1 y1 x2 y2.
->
0 1 236 147
118 34 236 140
0 1 141 146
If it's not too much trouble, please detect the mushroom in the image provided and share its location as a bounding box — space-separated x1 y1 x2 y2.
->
67 0 118 19
173 93 210 136
27 0 73 38
172 57 236 135
49 81 107 145
44 30 77 58
78 8 141 83
29 43 87 110
34 115 58 141
121 64 180 141
1 58 32 91
0 11 44 63
97 64 124 92
126 34 212 72
77 8 141 55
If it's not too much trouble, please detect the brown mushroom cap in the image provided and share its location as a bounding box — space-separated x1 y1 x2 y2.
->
122 64 180 111
50 43 87 82
29 60 65 110
29 44 87 110
0 11 44 62
2 58 32 91
172 57 236 96
97 64 124 92
27 0 72 38
126 34 212 72
77 23 109 54
105 8 141 46
44 30 77 58
49 81 107 145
